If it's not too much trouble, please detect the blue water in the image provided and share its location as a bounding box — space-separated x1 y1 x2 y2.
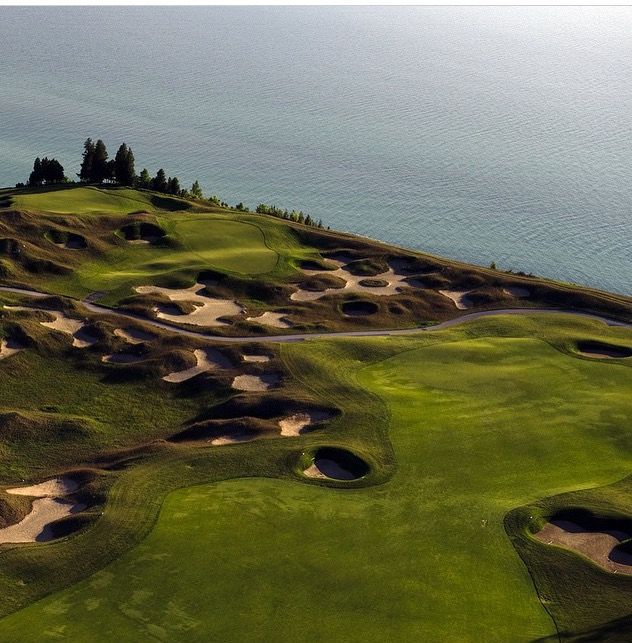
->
1 7 631 294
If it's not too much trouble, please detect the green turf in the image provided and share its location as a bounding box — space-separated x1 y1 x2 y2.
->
44 214 285 301
9 186 189 216
2 314 631 641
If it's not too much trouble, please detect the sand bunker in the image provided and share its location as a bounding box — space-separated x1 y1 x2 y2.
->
163 348 231 383
113 327 156 345
135 284 243 327
4 306 95 348
1 477 83 544
341 300 378 317
303 447 369 481
6 477 78 497
503 286 530 298
242 354 270 363
102 353 143 364
576 340 632 360
535 519 632 574
279 411 333 437
291 259 409 302
438 290 474 310
0 338 25 360
246 312 292 329
232 373 280 392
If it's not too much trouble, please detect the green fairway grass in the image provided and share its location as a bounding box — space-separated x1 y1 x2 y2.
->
9 186 190 215
1 314 631 641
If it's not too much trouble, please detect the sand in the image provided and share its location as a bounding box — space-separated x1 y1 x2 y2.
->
246 312 292 328
4 306 95 348
6 477 78 497
0 338 25 360
135 284 243 327
278 411 332 437
163 348 231 383
438 290 474 310
0 477 83 544
291 259 409 302
242 354 270 363
535 520 632 574
232 373 280 392
102 353 143 364
503 286 530 298
114 327 156 344
303 463 328 479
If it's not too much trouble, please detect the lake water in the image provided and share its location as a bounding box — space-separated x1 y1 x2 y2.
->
1 7 630 294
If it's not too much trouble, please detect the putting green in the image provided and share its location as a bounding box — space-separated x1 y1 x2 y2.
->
3 317 631 641
10 186 186 215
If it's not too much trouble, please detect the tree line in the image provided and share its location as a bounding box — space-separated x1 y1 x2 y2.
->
20 138 324 228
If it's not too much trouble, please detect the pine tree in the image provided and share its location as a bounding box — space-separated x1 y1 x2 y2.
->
166 176 181 195
190 180 203 199
91 139 109 183
78 138 95 182
151 169 168 193
28 158 43 186
136 168 151 189
114 143 136 186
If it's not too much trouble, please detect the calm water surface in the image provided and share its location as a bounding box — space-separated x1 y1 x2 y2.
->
0 7 630 293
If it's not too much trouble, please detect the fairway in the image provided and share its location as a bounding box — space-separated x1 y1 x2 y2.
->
2 315 631 641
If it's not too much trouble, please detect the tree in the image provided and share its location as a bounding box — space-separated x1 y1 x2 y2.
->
166 176 180 195
113 143 136 186
78 138 95 182
190 180 203 200
91 139 109 183
28 157 66 186
151 169 168 193
136 168 151 189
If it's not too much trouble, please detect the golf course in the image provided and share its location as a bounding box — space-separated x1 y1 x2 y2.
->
0 184 631 641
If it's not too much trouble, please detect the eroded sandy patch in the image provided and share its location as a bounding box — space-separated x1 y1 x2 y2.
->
4 306 95 348
503 286 530 298
232 373 280 392
6 477 78 497
163 348 231 383
535 520 632 574
114 327 156 345
438 290 474 310
135 284 243 327
278 411 333 437
247 312 292 328
291 260 409 302
242 354 270 363
0 338 25 360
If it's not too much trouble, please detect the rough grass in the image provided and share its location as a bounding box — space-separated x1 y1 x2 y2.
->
1 314 631 640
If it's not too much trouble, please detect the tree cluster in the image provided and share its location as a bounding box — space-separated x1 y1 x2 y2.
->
255 203 322 228
79 139 135 185
28 157 67 186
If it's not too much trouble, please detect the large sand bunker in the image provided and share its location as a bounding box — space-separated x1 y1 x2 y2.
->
303 447 369 481
163 348 231 383
535 519 632 574
291 259 409 302
438 290 474 310
4 306 96 348
279 411 333 437
135 284 243 327
113 327 156 345
576 340 632 360
232 373 280 392
246 312 292 328
0 338 25 360
1 477 83 544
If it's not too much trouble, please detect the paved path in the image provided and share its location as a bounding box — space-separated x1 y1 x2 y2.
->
1 285 630 344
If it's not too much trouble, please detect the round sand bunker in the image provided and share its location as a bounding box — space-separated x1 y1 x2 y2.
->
232 373 280 392
576 340 632 359
304 447 369 481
